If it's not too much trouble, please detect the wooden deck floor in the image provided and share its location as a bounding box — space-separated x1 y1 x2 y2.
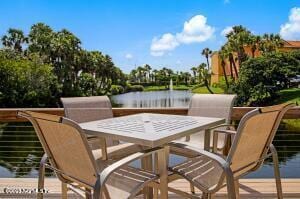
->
0 178 300 198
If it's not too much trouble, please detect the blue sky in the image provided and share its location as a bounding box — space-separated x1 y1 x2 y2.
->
1 0 300 73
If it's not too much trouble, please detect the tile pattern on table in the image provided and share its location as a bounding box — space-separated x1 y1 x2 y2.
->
96 114 199 134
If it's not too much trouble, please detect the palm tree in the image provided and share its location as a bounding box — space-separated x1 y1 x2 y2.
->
225 25 252 66
249 35 261 58
190 67 198 83
223 44 239 80
197 63 214 94
1 28 28 52
259 34 284 54
219 48 229 90
201 48 212 71
144 64 152 82
152 69 158 84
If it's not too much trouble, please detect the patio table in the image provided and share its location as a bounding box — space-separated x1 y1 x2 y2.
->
80 113 225 199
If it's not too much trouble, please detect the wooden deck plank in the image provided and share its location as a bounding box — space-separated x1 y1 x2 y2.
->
0 178 299 198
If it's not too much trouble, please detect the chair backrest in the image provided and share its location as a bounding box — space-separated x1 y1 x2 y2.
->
18 111 98 187
61 96 113 123
188 94 236 124
61 96 116 146
227 103 294 177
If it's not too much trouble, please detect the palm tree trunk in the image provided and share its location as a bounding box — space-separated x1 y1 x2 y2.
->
206 56 210 71
221 61 229 89
229 60 234 79
204 79 214 94
232 59 239 78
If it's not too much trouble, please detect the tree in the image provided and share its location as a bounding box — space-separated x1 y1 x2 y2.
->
190 67 198 83
233 51 300 106
201 48 212 71
259 34 284 54
219 47 230 89
225 25 252 66
144 64 152 82
222 44 239 80
0 52 58 107
197 63 214 94
249 35 261 58
1 28 28 53
28 23 54 61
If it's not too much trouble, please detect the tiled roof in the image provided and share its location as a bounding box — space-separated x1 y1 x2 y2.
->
284 40 300 48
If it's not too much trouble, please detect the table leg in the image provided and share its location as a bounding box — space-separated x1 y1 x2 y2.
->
204 129 211 151
142 153 153 199
99 138 108 160
157 145 169 199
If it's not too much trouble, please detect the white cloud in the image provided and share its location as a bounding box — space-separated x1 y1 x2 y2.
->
125 53 133 59
176 15 215 44
221 26 233 37
150 15 215 56
280 7 300 40
150 33 179 56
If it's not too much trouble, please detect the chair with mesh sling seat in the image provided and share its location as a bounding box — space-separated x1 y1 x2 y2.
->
168 103 294 199
18 111 166 199
170 94 237 158
60 96 143 160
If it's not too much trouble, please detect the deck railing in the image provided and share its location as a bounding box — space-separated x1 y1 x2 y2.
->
0 106 299 122
0 107 299 178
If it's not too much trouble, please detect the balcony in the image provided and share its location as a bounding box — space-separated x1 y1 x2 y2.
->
0 107 299 198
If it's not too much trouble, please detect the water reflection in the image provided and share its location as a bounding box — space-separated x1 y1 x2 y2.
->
0 123 47 177
111 90 192 108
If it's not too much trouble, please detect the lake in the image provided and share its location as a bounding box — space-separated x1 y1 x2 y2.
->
111 90 193 108
0 90 299 178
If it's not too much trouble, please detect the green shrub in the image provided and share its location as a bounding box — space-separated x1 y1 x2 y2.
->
233 51 300 106
125 84 144 92
110 85 125 95
0 53 59 107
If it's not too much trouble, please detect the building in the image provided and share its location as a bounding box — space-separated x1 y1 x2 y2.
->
210 40 300 85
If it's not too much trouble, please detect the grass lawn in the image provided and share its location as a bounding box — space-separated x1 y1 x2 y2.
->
192 86 224 94
144 84 225 94
274 88 300 105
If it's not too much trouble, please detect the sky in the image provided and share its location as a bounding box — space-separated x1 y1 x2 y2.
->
0 0 300 73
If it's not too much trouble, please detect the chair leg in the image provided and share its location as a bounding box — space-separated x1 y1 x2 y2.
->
85 188 92 199
154 153 159 199
190 183 195 194
225 170 237 199
201 193 209 199
61 182 68 199
270 145 283 199
37 153 48 199
234 179 240 199
141 154 153 199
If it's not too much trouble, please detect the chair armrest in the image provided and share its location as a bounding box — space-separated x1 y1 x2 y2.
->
213 129 237 135
209 124 236 131
169 142 228 167
99 147 163 187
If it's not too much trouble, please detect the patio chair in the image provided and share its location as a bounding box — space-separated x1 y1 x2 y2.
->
60 96 143 160
18 111 165 199
168 103 295 199
170 94 237 158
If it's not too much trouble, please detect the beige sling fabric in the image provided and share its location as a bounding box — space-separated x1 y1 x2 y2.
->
229 103 288 176
61 96 115 147
172 94 236 155
169 103 294 195
23 111 98 186
61 96 113 123
21 111 159 198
